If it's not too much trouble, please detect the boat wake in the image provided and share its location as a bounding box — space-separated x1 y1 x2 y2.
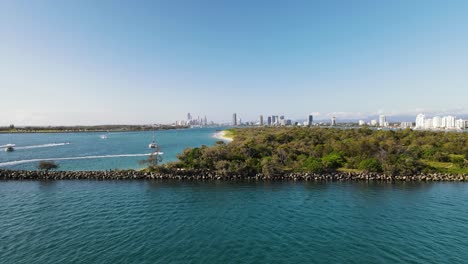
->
0 152 163 167
15 142 71 150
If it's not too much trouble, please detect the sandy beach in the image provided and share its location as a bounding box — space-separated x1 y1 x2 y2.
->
213 130 233 142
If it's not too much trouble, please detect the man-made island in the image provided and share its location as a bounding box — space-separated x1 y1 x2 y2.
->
1 127 467 181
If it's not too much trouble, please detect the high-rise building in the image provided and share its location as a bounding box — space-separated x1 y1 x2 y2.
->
267 116 272 126
232 113 237 126
358 120 365 126
455 119 465 129
259 115 264 126
187 113 192 121
442 116 455 128
432 116 442 128
400 122 413 128
203 116 208 126
379 115 387 127
424 118 433 129
331 116 336 126
308 114 313 127
415 114 425 129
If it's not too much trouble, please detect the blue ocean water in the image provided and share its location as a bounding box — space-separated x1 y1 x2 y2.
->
0 127 222 171
0 181 467 264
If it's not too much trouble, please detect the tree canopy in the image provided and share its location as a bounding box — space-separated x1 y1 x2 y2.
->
38 161 59 172
160 127 468 176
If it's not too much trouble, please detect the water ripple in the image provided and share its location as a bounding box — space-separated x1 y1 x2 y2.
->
0 181 467 264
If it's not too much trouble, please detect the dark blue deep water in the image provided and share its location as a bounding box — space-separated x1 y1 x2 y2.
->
1 181 467 264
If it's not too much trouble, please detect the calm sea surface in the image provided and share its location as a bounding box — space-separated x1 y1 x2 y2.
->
0 181 467 264
0 128 221 170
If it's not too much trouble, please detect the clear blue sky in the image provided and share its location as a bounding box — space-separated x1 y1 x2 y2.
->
1 0 468 125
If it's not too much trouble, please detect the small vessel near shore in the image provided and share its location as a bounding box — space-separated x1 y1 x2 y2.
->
100 130 109 139
149 125 157 149
4 144 15 152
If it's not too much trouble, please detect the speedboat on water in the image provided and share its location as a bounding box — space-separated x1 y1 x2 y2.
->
100 134 108 139
4 144 15 152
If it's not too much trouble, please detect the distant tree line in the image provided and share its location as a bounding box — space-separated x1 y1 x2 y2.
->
157 127 468 176
0 124 188 133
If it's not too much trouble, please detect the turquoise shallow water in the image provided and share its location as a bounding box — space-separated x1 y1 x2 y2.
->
0 128 221 171
0 181 467 264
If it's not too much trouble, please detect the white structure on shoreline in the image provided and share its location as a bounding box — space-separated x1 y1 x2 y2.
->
432 116 442 128
400 122 413 128
379 115 388 127
415 113 466 130
415 114 425 129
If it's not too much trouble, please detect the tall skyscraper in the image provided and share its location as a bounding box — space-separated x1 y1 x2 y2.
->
379 115 387 127
442 116 455 128
432 116 442 128
232 113 237 126
308 114 313 127
187 113 192 121
259 115 264 126
331 116 336 126
415 114 425 129
267 116 272 126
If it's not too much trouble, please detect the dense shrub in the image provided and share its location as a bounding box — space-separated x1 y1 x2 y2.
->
358 158 383 173
160 127 468 176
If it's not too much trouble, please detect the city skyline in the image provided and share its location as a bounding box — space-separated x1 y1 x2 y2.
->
2 1 468 125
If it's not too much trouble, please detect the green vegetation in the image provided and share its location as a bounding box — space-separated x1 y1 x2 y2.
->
139 151 163 170
38 161 59 172
222 129 235 140
160 127 468 176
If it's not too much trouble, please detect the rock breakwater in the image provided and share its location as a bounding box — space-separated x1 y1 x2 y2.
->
1 169 467 182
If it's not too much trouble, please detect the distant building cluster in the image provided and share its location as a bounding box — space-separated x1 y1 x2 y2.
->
415 114 467 130
229 112 467 130
267 115 292 126
174 113 213 127
358 115 389 127
357 113 467 130
231 113 338 127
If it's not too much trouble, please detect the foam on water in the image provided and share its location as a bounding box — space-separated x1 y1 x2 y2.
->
15 142 71 150
0 127 220 170
0 153 164 167
0 181 467 264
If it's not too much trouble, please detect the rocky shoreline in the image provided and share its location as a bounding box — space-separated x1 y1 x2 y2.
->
1 169 467 182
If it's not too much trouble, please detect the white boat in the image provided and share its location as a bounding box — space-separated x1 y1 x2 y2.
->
100 130 109 139
4 144 15 152
149 125 157 149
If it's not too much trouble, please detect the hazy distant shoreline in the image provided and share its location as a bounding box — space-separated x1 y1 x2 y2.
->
0 125 189 134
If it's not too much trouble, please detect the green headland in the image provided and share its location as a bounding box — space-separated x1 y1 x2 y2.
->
156 127 468 176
